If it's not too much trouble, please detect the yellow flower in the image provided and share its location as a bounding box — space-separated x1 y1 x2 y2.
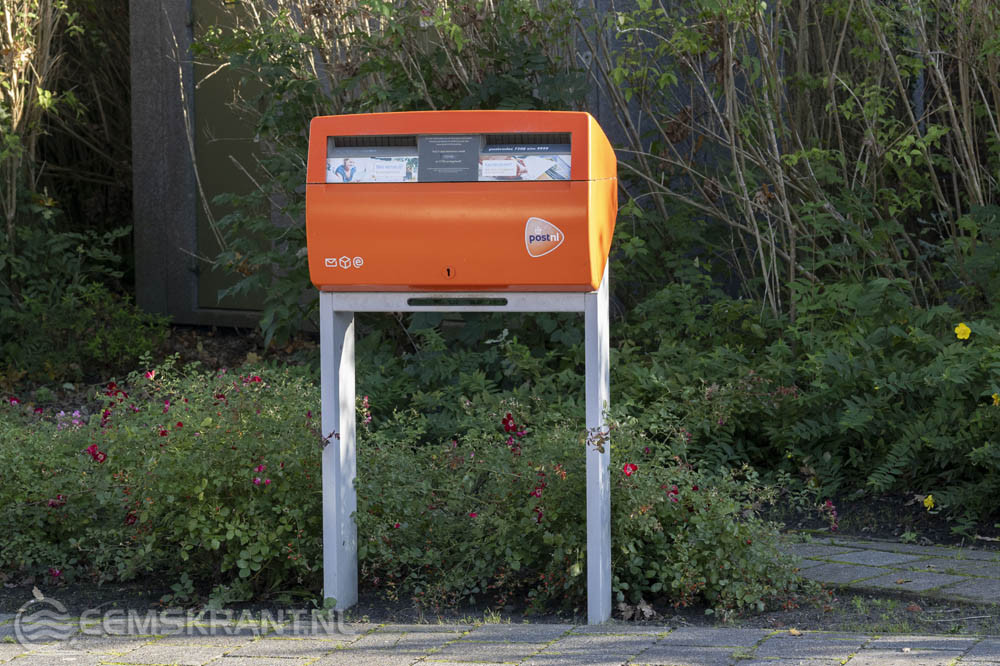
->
923 494 935 510
993 393 1000 407
955 322 971 340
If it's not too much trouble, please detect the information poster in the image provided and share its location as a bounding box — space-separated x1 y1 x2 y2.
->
478 143 571 181
417 135 479 182
326 156 418 183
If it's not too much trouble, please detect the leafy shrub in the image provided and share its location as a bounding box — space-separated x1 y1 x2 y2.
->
0 357 805 616
356 398 805 617
0 359 323 604
0 281 168 385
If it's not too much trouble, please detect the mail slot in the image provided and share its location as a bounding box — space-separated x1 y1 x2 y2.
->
305 110 617 292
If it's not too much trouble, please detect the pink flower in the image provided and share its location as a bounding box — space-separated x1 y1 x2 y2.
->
264 478 271 486
8 396 20 405
393 522 401 528
643 447 651 455
163 400 170 414
256 464 266 472
623 463 638 477
48 567 61 578
33 407 43 414
468 511 478 518
85 443 99 458
253 477 262 485
145 370 156 380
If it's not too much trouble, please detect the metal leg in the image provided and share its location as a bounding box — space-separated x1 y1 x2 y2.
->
584 266 611 624
320 292 358 610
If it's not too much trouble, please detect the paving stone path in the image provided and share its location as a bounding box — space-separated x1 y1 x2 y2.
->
0 536 995 665
784 536 1000 604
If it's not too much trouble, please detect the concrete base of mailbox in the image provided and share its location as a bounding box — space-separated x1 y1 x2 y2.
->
319 268 611 624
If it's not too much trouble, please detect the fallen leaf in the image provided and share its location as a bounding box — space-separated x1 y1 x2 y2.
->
788 628 802 636
31 586 44 601
906 603 922 612
902 647 911 653
895 578 912 584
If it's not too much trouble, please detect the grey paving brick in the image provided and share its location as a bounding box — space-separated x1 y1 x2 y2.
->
61 634 158 654
569 624 666 635
795 559 828 570
464 623 570 642
858 571 967 592
965 640 1000 661
629 644 737 666
348 629 463 652
905 559 1000 578
658 627 771 647
0 643 29 662
145 633 259 648
864 636 977 651
384 623 471 633
226 637 347 658
736 661 844 666
543 634 658 655
846 648 958 666
111 644 231 664
828 551 927 567
952 550 1000 562
432 639 548 661
2 654 105 665
211 658 315 666
935 578 1000 603
780 544 862 559
754 635 867 659
522 655 629 666
312 650 419 666
799 563 888 585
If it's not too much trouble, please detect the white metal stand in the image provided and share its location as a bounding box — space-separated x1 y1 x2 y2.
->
319 267 611 624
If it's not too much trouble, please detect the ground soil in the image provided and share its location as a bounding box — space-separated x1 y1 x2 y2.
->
5 325 999 635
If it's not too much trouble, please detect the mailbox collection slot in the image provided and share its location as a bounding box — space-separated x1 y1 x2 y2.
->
325 132 572 183
406 297 509 307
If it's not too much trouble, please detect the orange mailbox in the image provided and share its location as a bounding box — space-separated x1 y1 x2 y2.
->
306 110 617 292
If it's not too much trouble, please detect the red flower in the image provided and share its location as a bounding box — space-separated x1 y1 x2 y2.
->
85 444 99 458
175 421 183 428
502 413 516 432
33 407 43 414
95 451 107 463
145 370 156 380
468 511 478 518
393 522 401 529
125 513 138 525
159 429 168 437
48 567 62 578
8 396 20 405
623 463 638 477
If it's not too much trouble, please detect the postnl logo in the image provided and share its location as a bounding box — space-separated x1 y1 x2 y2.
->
524 217 565 258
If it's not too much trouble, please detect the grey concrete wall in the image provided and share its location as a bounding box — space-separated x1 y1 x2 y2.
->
131 0 257 327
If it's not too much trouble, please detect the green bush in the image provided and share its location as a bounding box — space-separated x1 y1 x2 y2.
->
356 398 806 618
0 357 805 616
0 281 168 385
